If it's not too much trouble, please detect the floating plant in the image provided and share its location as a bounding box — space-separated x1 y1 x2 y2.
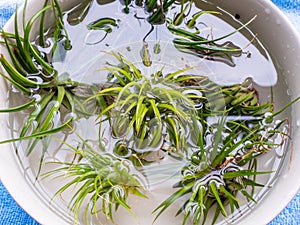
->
153 111 291 225
0 1 74 162
167 15 257 66
0 0 103 174
43 137 147 224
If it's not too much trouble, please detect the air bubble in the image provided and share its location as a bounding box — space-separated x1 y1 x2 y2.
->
182 89 204 109
32 94 41 102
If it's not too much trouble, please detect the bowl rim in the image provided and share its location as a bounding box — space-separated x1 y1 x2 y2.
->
1 0 300 225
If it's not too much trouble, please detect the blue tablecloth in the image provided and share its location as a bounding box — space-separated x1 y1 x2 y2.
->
0 0 299 224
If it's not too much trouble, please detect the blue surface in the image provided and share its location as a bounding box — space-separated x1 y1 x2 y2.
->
0 0 299 224
272 0 300 10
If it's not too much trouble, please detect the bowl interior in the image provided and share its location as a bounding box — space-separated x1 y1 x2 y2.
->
1 1 300 225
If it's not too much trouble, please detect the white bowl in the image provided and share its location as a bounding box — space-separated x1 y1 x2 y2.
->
1 0 300 225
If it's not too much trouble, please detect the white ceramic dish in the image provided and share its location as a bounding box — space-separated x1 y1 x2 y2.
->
1 0 300 225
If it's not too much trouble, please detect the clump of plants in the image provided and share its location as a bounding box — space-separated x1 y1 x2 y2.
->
0 0 298 225
86 52 293 224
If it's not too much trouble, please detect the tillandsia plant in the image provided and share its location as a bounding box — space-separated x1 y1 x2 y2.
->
152 109 293 225
0 0 103 163
0 0 73 167
167 14 257 66
43 137 147 224
86 52 200 162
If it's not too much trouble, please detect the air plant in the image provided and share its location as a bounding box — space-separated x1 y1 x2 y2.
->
153 99 295 225
87 52 200 159
0 0 101 173
167 14 257 66
43 138 147 224
0 2 69 144
0 0 105 134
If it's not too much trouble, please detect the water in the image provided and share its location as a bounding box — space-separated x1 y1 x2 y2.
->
7 0 291 225
46 0 278 87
